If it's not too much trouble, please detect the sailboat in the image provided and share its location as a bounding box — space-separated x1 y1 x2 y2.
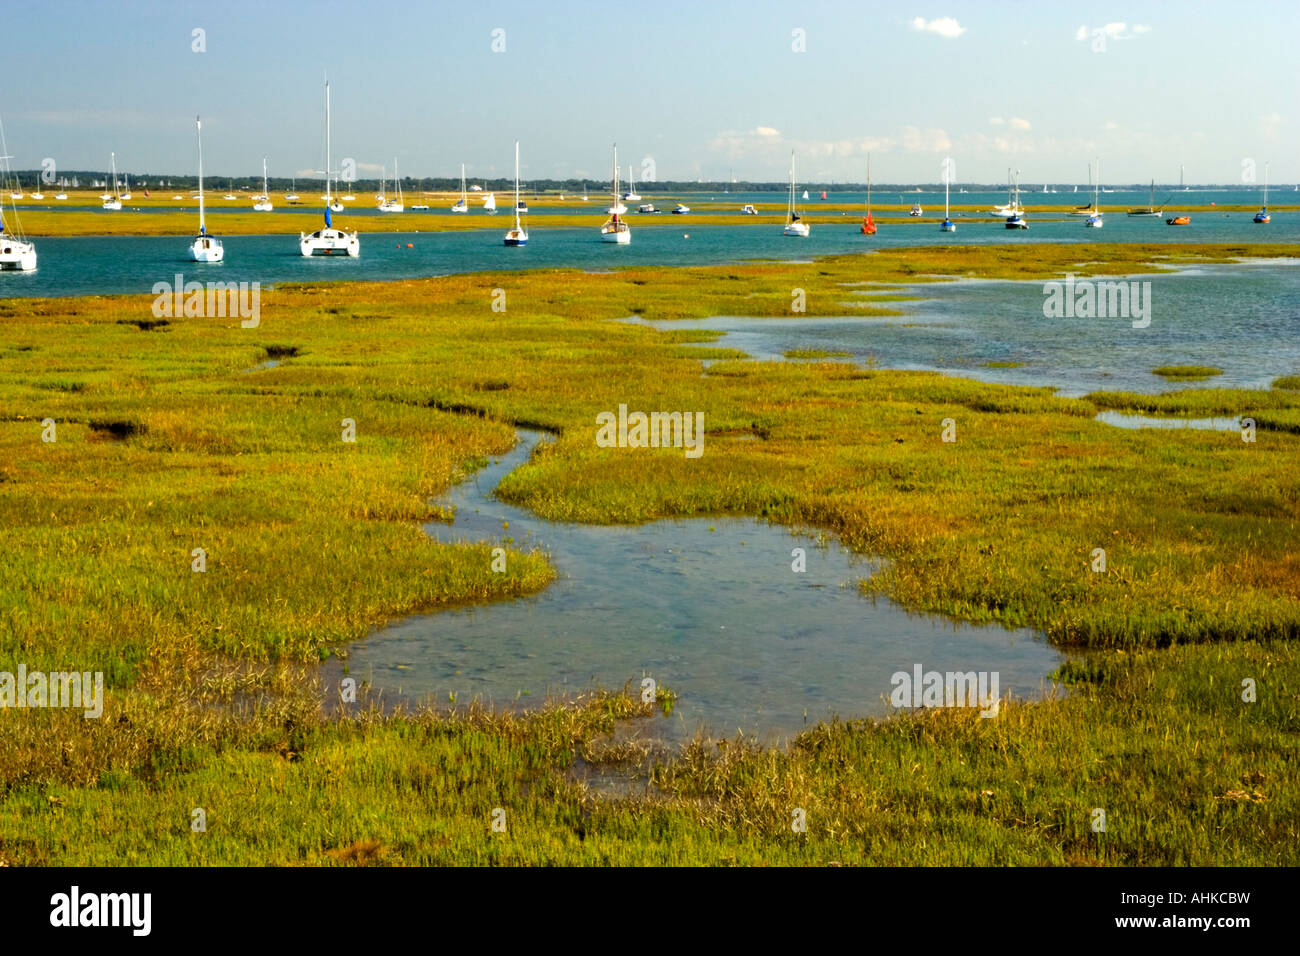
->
120 173 132 201
1069 161 1101 217
286 176 299 202
253 158 273 211
1004 170 1027 229
623 164 640 202
189 117 223 262
1253 162 1270 223
102 153 122 210
0 116 37 271
581 182 588 202
989 168 1023 218
224 179 238 201
600 144 631 243
940 163 956 233
861 154 876 235
1085 159 1103 228
483 190 497 213
783 150 810 237
1180 165 1188 191
503 141 528 246
451 164 468 212
378 158 404 212
300 79 360 256
1127 180 1164 217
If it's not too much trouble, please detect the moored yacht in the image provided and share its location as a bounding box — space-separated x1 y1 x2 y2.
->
300 79 360 256
600 143 631 243
189 116 224 262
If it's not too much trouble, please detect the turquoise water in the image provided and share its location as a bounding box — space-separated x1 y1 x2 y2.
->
2 212 1294 299
344 430 1062 741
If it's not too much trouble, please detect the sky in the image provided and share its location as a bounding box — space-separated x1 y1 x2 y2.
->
4 0 1298 186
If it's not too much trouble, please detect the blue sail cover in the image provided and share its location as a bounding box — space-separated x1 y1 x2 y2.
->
325 206 333 228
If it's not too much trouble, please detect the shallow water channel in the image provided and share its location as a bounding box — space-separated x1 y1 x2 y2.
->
346 429 1063 742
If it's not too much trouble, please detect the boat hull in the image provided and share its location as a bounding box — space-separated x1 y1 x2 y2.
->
0 241 37 271
300 229 360 257
504 229 528 246
189 237 224 262
783 223 811 237
601 228 631 244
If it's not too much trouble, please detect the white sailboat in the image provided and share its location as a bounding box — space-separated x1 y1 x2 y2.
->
378 158 404 212
600 144 631 243
286 176 299 202
940 164 956 233
623 164 640 202
120 173 132 201
783 150 810 237
581 182 588 202
300 79 360 257
483 190 497 213
189 117 223 262
102 153 122 210
451 164 468 212
253 158 273 211
989 168 1023 218
503 141 527 246
0 116 37 270
1085 158 1103 228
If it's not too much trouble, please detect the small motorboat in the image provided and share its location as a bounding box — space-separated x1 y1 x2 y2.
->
740 204 758 215
908 203 923 217
671 203 690 214
1005 215 1028 229
637 203 658 214
1166 215 1190 226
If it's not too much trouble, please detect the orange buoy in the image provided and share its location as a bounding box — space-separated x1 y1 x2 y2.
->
406 243 413 248
684 233 690 238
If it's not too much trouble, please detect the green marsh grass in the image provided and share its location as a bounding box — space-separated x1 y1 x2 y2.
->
1 241 1298 864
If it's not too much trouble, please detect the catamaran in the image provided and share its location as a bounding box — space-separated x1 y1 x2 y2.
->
861 154 876 235
0 117 37 270
1085 159 1103 228
102 153 122 210
623 164 641 202
783 151 810 237
378 158 404 212
1127 180 1164 217
940 163 956 233
300 79 359 256
600 144 631 243
503 141 527 246
1254 162 1270 223
253 158 273 211
189 117 223 262
451 164 468 212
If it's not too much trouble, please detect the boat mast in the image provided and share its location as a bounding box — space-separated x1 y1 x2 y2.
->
196 118 205 234
866 154 871 213
513 141 521 230
325 80 331 203
612 143 619 220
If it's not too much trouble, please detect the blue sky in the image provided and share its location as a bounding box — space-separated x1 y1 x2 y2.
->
6 0 1297 184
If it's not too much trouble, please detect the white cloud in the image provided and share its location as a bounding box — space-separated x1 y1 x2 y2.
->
1009 117 1031 131
901 126 953 153
755 126 780 137
910 16 965 39
1076 22 1152 41
989 117 1005 126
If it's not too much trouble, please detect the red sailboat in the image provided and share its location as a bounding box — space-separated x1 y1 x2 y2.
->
861 155 877 235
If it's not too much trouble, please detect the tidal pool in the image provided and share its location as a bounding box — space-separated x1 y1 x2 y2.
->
346 430 1063 742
